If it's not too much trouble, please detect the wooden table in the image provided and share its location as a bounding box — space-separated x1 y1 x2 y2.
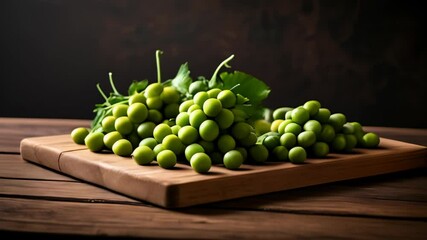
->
1 118 426 239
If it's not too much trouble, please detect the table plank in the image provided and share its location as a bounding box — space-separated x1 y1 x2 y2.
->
1 197 426 239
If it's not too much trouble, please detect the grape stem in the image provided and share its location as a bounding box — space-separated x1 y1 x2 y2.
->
108 72 120 95
156 50 164 84
209 54 234 88
96 84 110 105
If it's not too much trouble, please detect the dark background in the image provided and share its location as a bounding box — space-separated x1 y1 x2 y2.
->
1 0 426 128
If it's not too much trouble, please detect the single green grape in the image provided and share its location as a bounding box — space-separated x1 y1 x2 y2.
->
153 123 172 142
303 120 322 136
272 145 288 161
203 98 222 117
190 152 211 173
284 122 302 136
328 113 347 132
344 134 357 151
313 108 331 123
187 104 201 113
277 119 293 134
291 107 310 125
207 88 221 98
137 122 156 139
163 103 180 119
162 134 184 155
185 143 205 162
231 108 248 122
252 119 271 136
127 102 148 124
297 131 316 148
285 110 292 120
249 144 269 163
273 107 293 120
153 144 165 157
270 119 284 132
288 146 306 163
331 134 346 151
235 147 248 161
193 91 209 107
147 109 163 124
171 125 181 135
342 122 355 134
178 125 199 145
303 100 321 117
217 134 236 154
362 132 380 148
129 93 146 105
176 112 190 127
144 82 163 98
85 132 105 152
188 80 208 95
138 137 158 150
263 135 280 150
179 100 194 112
112 139 133 157
146 96 163 110
215 108 235 130
199 120 219 141
101 116 116 133
189 109 207 129
312 142 329 158
319 124 335 143
156 149 177 169
223 150 243 170
71 127 89 145
112 104 128 118
198 140 215 154
103 131 122 149
217 90 236 108
132 146 155 165
280 132 296 149
239 132 258 147
160 86 180 104
114 116 133 135
231 122 252 140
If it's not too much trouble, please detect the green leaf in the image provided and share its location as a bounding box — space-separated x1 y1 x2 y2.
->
171 63 192 95
128 80 148 95
221 71 270 105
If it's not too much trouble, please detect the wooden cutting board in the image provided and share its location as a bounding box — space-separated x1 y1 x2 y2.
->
20 135 427 208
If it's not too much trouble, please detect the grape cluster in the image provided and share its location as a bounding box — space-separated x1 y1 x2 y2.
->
261 100 380 163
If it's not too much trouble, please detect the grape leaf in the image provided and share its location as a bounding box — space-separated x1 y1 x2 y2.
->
221 71 270 105
171 63 192 95
128 80 148 95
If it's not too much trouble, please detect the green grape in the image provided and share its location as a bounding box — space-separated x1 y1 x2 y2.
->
263 135 280 150
179 100 194 112
303 100 321 117
171 125 181 135
156 150 177 169
132 146 155 165
270 119 284 132
144 82 163 98
127 103 148 124
129 93 146 105
85 132 105 152
128 132 141 149
146 96 163 110
231 122 252 140
312 142 329 158
115 116 133 135
101 116 116 133
153 123 172 142
344 134 357 151
342 122 355 134
176 112 190 127
112 104 128 118
193 91 209 107
198 140 215 154
189 80 208 95
160 86 180 104
71 127 89 145
103 131 122 149
328 113 347 132
235 147 248 161
137 122 156 138
350 122 364 134
291 107 310 125
285 110 292 120
319 124 335 143
178 125 199 145
217 90 236 108
199 120 219 141
272 146 288 161
277 119 293 134
190 153 211 173
288 146 306 163
210 151 223 164
362 132 380 148
297 131 316 148
239 132 257 147
273 107 293 120
112 139 133 157
280 132 297 149
331 134 346 151
313 108 331 123
139 137 158 150
162 134 184 155
203 98 222 117
207 88 221 98
187 104 201 113
163 103 179 119
252 119 271 136
147 109 163 123
185 143 205 162
215 108 234 130
231 108 248 122
249 144 269 163
223 150 243 170
284 122 302 136
153 144 165 156
189 109 207 129
303 120 322 136
217 134 236 153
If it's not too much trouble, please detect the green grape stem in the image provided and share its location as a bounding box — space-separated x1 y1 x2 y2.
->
96 84 110 105
108 72 120 95
209 54 235 88
156 50 164 84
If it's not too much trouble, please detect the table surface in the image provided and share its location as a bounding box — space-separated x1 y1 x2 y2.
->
0 117 426 239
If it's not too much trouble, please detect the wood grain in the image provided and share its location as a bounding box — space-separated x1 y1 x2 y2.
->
1 197 427 239
20 134 427 208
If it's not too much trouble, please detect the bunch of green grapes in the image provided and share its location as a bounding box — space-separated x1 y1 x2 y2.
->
259 100 380 163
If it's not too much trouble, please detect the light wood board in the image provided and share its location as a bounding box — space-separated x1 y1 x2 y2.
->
20 135 427 208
